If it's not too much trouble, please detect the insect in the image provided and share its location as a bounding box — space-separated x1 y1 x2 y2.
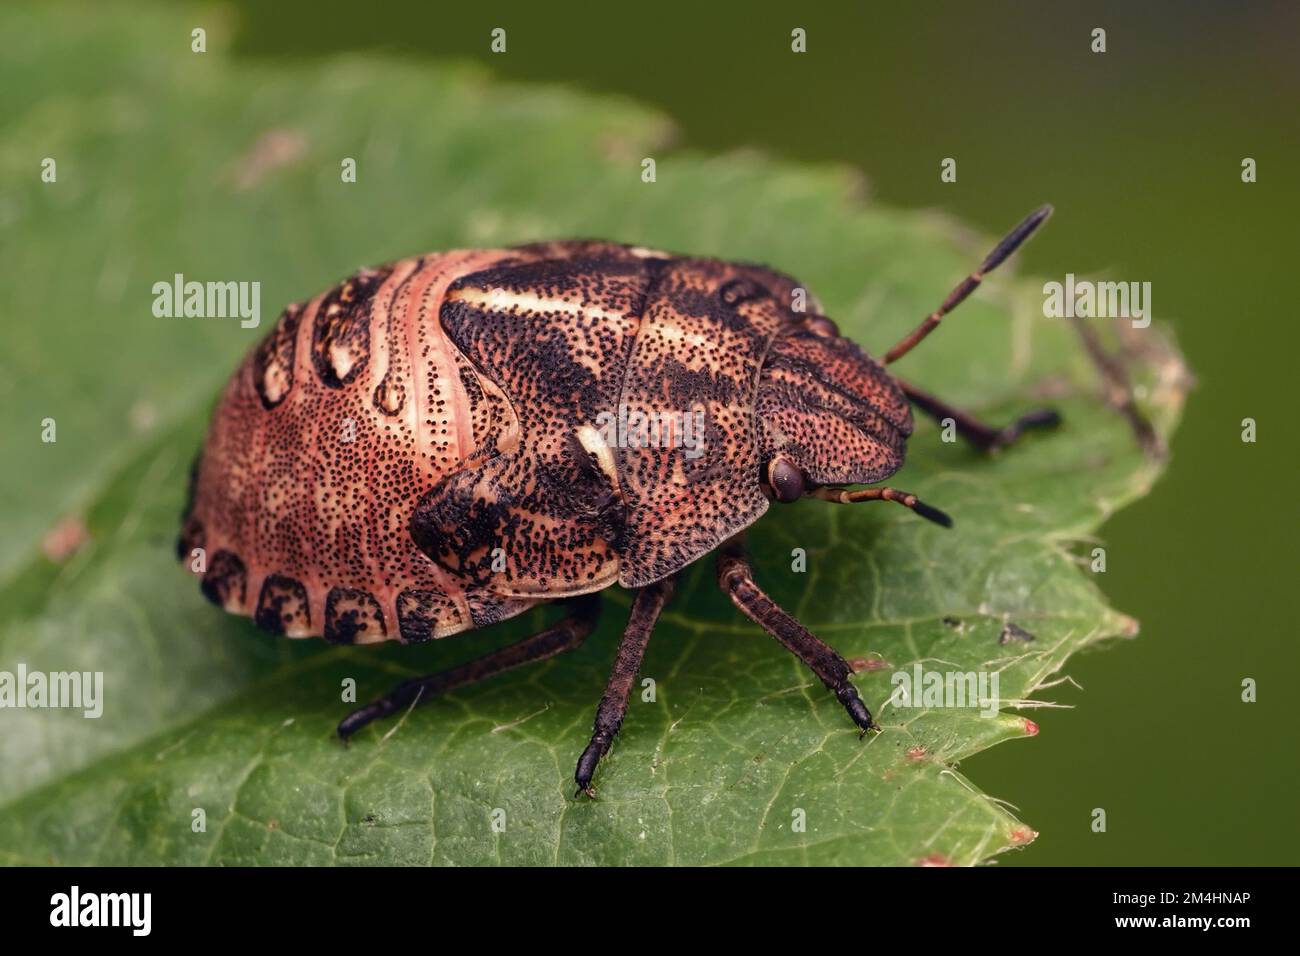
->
178 206 1058 796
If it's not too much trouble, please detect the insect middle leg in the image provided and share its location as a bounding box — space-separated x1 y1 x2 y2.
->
716 540 876 735
896 376 1061 452
574 576 675 798
337 593 601 740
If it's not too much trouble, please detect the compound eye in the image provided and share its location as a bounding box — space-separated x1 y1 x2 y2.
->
805 315 840 337
768 456 806 503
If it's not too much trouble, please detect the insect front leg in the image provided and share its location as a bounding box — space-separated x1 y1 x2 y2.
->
574 576 675 798
715 539 876 736
337 594 601 740
897 377 1061 452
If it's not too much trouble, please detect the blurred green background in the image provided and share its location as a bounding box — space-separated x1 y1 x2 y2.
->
201 0 1292 864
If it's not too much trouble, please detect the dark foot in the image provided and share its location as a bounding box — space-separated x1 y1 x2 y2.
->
837 685 878 737
574 736 609 798
988 407 1062 451
338 688 415 740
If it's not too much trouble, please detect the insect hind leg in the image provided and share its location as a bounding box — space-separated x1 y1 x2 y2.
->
337 593 601 740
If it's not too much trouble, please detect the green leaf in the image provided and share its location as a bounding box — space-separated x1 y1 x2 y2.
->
0 1 1185 866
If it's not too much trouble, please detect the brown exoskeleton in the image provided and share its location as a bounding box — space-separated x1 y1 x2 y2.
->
179 207 1058 796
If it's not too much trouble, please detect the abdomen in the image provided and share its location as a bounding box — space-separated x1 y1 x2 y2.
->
179 249 537 644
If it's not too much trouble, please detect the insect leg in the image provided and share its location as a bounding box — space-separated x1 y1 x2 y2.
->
716 540 876 736
1066 312 1165 459
337 593 601 740
883 205 1052 365
574 577 675 798
896 376 1061 452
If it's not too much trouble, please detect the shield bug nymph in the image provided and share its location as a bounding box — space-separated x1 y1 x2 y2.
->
179 209 1058 796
